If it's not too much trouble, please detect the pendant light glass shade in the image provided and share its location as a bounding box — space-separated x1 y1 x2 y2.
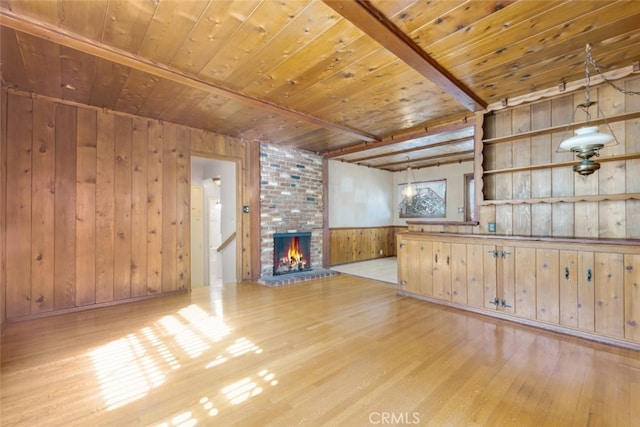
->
558 126 615 152
401 165 417 200
401 182 416 199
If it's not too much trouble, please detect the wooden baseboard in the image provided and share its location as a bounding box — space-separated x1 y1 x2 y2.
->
4 289 189 323
397 290 640 351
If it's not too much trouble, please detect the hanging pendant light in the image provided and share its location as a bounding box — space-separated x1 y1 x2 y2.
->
557 44 618 176
401 160 417 200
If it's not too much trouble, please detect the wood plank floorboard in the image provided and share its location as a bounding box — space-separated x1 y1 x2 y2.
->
1 275 639 426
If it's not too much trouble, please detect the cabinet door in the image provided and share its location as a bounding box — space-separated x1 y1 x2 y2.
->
483 245 498 309
594 252 624 338
577 251 595 331
625 254 640 342
400 239 423 294
451 243 467 304
397 239 410 291
432 241 451 300
418 241 434 296
499 246 515 315
405 240 423 294
559 250 579 328
514 247 536 319
536 248 559 323
398 238 434 297
466 243 485 308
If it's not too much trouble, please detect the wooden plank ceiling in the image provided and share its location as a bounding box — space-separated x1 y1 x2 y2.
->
1 0 639 171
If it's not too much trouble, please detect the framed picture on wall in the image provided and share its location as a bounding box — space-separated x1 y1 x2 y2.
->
398 179 446 218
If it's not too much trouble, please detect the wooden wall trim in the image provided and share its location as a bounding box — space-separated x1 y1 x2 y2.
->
486 64 638 113
405 221 479 226
1 86 7 331
323 157 330 268
329 225 401 231
4 289 188 323
399 231 640 250
482 192 640 206
248 141 261 281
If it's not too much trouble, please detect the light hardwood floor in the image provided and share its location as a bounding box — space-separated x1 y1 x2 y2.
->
1 275 639 426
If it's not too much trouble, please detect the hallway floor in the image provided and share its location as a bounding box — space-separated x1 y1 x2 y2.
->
330 257 397 285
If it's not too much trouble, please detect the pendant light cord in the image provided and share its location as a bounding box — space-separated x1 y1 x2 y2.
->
585 43 640 96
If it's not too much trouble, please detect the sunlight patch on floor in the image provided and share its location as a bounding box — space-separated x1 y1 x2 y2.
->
89 302 280 424
89 303 234 412
89 334 163 410
153 367 279 426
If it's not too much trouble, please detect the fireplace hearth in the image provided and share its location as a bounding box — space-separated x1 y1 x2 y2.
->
273 232 311 275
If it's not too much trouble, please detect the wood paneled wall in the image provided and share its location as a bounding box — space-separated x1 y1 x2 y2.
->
2 91 251 321
1 88 7 329
329 226 406 265
481 75 640 239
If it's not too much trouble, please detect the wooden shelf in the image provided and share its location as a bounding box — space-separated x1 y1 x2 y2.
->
482 192 640 206
483 153 640 175
482 110 640 146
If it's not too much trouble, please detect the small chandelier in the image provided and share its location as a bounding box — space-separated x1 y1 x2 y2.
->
557 43 618 176
401 161 417 200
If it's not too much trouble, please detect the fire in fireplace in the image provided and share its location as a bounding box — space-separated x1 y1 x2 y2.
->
273 232 311 275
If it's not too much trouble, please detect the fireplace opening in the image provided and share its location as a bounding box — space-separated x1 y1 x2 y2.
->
273 232 311 275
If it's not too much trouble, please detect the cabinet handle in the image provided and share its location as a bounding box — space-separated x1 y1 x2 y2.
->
446 256 450 265
501 299 512 308
564 266 570 280
587 268 592 282
489 297 499 306
399 243 405 248
501 250 511 258
488 249 499 258
435 254 438 263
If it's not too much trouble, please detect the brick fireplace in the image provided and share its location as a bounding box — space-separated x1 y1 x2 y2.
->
258 143 323 278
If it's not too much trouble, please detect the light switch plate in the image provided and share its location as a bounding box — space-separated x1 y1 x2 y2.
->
488 222 496 233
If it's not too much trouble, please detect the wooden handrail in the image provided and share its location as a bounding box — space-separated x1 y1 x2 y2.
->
216 232 236 253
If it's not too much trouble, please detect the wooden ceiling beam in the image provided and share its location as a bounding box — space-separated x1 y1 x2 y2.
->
325 116 474 158
323 0 487 113
347 136 473 163
377 150 474 169
0 8 381 143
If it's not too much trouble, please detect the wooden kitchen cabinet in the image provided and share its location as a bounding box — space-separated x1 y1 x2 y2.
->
397 232 640 350
536 248 560 324
432 241 451 300
625 254 640 342
499 245 515 316
594 252 624 338
450 243 467 304
466 243 485 308
397 238 433 296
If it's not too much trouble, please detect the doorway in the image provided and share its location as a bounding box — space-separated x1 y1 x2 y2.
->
190 156 237 287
